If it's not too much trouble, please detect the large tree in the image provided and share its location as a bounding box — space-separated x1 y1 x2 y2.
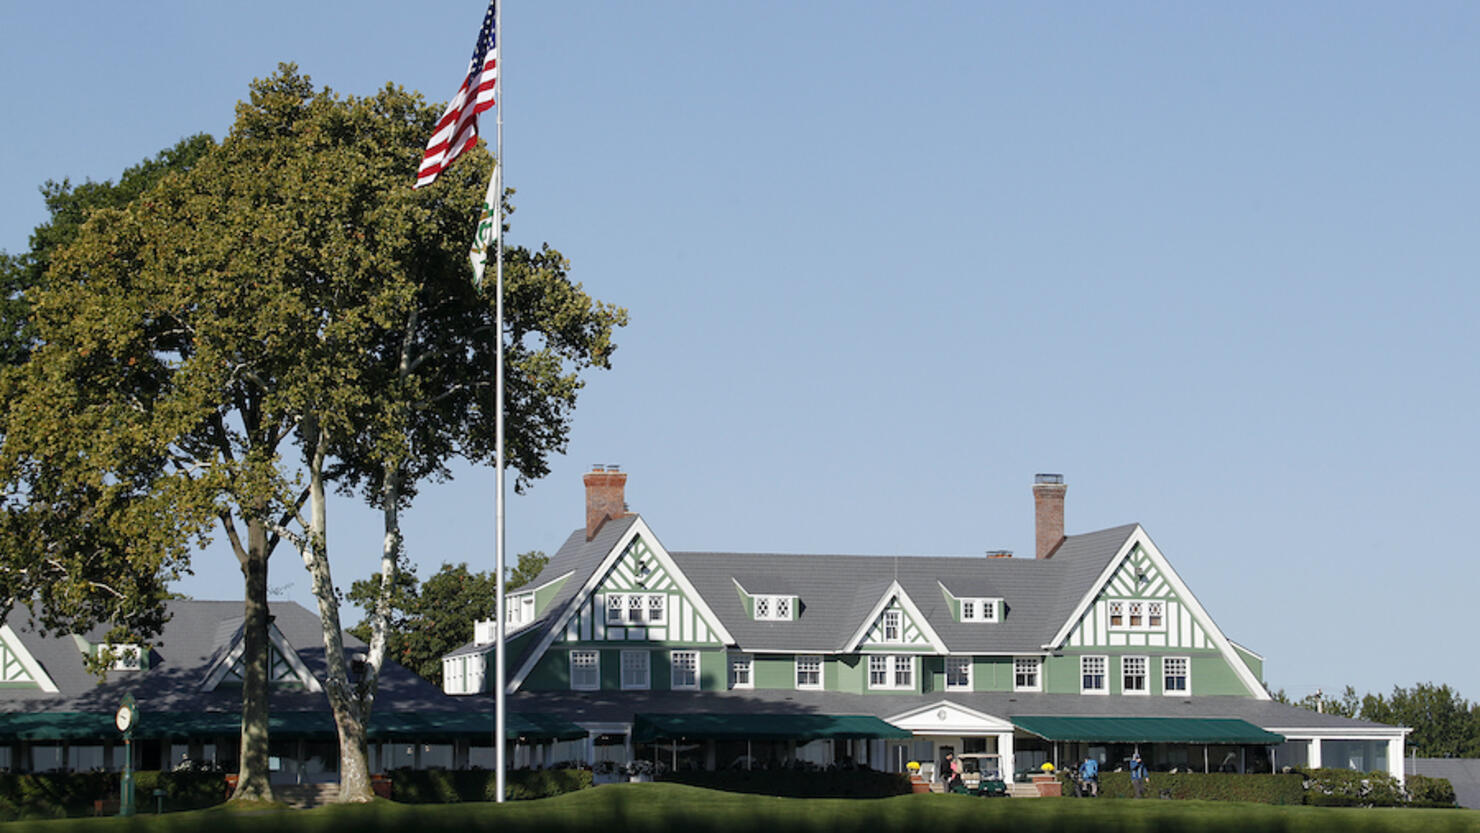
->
0 65 625 802
347 551 548 687
1361 683 1480 758
0 136 217 661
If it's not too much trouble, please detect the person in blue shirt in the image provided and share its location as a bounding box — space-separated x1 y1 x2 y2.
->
1078 755 1099 797
1129 751 1149 799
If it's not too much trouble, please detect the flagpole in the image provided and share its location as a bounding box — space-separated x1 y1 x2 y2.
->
493 0 508 807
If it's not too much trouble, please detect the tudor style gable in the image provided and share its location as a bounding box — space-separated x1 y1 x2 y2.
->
1045 525 1268 699
0 625 59 693
509 516 735 692
845 581 946 654
200 622 323 692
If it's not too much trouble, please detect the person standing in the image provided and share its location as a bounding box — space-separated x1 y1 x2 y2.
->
1078 755 1099 797
1130 752 1149 799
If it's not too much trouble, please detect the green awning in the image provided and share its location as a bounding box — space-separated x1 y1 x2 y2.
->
632 713 911 743
0 712 115 740
368 712 587 742
1012 716 1284 745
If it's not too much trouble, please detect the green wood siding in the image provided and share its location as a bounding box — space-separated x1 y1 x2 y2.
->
533 575 570 616
1233 643 1264 684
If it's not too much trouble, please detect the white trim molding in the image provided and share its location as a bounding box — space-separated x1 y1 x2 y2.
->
1044 525 1270 700
0 625 59 693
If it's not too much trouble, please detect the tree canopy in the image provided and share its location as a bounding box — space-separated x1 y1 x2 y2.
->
0 64 625 800
348 551 548 687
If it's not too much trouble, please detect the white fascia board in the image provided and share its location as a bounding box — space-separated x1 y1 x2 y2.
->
526 570 576 596
199 633 247 691
199 623 322 693
1043 527 1141 649
269 625 323 693
508 516 735 693
885 699 1016 734
1265 725 1412 738
1228 640 1265 661
1045 526 1270 700
841 581 948 654
0 625 60 693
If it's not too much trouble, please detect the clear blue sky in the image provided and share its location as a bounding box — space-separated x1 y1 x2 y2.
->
3 1 1476 703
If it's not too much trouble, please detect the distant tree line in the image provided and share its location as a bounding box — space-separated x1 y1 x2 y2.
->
1272 682 1480 758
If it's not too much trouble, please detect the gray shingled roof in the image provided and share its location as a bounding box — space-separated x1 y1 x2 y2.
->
499 518 1139 660
1 600 458 715
672 523 1138 654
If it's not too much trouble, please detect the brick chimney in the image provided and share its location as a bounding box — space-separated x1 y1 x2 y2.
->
1033 473 1066 559
584 465 629 541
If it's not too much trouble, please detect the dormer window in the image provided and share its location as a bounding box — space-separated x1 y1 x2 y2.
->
959 598 1000 622
103 644 143 672
754 594 793 621
505 594 536 627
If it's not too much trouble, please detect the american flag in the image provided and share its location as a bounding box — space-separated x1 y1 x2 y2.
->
415 0 498 189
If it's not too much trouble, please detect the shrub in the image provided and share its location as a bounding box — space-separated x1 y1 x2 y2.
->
389 768 592 803
1299 767 1405 807
1404 773 1458 808
660 769 912 798
1057 771 1306 804
0 769 222 819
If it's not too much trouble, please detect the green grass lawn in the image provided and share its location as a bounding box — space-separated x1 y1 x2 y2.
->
2 783 1476 833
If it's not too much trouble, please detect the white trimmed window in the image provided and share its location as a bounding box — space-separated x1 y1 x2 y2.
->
795 655 822 689
960 598 998 622
670 651 698 690
946 657 972 691
1014 657 1041 692
882 610 901 642
103 644 143 672
1123 656 1148 694
868 655 889 687
755 595 794 621
1081 655 1108 694
867 655 914 690
1108 599 1165 631
729 654 752 689
506 594 536 627
605 593 667 626
621 650 650 690
1163 656 1189 694
570 650 599 691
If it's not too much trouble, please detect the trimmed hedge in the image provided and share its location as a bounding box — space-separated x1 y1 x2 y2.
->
0 770 222 820
1404 773 1458 808
661 770 913 798
388 768 592 803
1058 771 1306 804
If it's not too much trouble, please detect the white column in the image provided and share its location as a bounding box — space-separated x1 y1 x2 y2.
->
1386 736 1405 785
1308 738 1322 769
997 733 1015 781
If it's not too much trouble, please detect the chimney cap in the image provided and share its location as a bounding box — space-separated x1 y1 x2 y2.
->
1034 473 1064 485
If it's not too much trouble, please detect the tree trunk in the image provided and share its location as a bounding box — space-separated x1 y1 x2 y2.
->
298 419 375 802
230 518 274 802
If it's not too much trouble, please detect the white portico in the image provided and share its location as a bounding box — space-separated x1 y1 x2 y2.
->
884 700 1017 780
